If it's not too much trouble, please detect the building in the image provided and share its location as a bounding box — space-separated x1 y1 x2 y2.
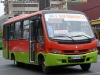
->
0 14 14 30
1 0 86 28
4 0 39 15
70 0 100 20
3 0 88 15
45 1 82 10
4 0 66 15
0 0 65 30
3 0 87 15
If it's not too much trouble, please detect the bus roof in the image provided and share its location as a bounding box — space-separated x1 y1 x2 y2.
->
4 10 85 25
4 11 42 25
8 14 29 21
41 10 84 14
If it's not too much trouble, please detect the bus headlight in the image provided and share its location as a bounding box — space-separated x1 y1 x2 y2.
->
90 48 97 52
52 49 61 54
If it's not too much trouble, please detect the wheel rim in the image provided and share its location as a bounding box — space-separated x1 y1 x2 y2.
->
14 59 16 65
42 62 46 72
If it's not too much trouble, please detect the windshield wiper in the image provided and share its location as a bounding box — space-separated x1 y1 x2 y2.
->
54 35 75 42
71 35 91 41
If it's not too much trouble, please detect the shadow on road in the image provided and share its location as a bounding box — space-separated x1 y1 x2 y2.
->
7 64 92 75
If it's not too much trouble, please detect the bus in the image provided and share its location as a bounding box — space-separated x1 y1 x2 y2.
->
0 30 3 49
0 39 3 49
91 19 100 53
3 10 98 74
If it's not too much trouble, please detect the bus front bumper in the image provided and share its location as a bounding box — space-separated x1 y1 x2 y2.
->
45 51 98 67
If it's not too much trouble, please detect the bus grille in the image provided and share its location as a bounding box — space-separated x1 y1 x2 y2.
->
63 49 88 54
68 59 85 63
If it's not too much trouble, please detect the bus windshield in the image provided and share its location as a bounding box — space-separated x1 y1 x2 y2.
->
44 13 94 40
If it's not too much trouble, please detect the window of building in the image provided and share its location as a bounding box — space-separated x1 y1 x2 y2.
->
50 0 63 1
51 4 56 6
30 11 36 13
18 0 38 2
13 11 18 15
13 11 32 15
13 4 38 7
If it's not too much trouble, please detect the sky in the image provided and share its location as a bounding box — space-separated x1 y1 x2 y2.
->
0 3 4 16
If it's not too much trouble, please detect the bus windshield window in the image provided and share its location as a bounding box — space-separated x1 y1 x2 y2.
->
44 13 94 40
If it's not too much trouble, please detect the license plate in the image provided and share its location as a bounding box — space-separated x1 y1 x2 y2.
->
72 56 81 59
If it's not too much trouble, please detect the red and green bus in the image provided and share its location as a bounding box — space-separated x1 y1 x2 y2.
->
3 10 98 73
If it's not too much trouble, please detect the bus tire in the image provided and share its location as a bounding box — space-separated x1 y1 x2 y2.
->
42 62 51 74
13 56 22 67
80 63 91 71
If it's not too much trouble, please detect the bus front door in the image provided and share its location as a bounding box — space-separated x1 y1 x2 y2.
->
5 26 10 59
29 22 35 63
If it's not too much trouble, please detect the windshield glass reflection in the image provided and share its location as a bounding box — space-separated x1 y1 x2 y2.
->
45 13 94 40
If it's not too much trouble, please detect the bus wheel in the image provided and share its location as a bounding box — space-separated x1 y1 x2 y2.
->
42 62 51 74
13 56 22 67
80 63 91 71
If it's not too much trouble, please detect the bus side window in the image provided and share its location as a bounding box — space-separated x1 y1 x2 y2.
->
3 26 6 40
36 19 44 45
10 23 15 39
4 25 10 40
14 22 21 39
30 21 34 40
23 20 29 39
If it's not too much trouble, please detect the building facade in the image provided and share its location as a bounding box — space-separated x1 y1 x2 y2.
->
0 14 14 30
4 0 66 15
0 0 65 30
71 0 100 20
3 0 87 15
1 0 85 29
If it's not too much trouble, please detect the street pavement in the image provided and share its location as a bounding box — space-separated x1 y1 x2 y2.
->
0 50 100 75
